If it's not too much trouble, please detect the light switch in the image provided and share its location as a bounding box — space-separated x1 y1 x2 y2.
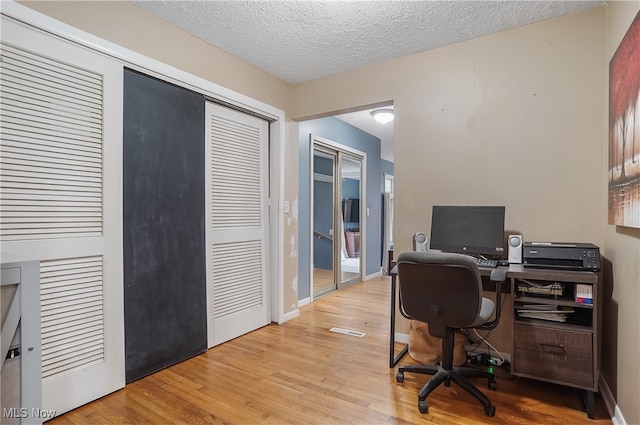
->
284 201 290 213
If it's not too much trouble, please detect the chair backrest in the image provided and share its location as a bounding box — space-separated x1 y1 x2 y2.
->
397 251 483 328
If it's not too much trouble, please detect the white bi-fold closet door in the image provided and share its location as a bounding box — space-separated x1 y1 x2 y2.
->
0 16 124 416
205 103 271 347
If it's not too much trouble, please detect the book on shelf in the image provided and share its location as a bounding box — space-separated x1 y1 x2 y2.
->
575 283 593 304
517 279 564 297
516 304 575 322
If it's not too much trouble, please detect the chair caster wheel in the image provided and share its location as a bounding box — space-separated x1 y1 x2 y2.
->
418 400 428 414
488 380 498 390
484 405 496 417
396 371 404 383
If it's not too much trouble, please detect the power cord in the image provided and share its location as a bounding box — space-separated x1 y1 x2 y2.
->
464 294 509 368
472 329 505 366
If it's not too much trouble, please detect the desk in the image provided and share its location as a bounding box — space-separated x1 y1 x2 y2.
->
388 264 601 419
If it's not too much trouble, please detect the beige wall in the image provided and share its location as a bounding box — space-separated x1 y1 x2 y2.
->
605 2 640 425
294 8 606 252
294 5 607 340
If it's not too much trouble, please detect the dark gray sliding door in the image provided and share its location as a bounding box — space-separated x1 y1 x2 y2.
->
123 69 206 382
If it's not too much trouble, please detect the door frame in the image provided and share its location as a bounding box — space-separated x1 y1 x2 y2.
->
309 134 367 303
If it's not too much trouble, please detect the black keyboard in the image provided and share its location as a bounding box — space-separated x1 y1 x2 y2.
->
470 257 498 268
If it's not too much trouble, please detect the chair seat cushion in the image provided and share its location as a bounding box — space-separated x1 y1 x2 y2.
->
470 297 495 327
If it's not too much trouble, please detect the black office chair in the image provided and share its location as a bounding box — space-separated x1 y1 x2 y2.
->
395 251 506 417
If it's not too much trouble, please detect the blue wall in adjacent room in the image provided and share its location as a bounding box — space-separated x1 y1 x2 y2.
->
298 117 387 301
381 159 394 181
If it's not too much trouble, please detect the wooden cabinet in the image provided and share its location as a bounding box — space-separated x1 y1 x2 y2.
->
509 268 600 419
513 324 594 387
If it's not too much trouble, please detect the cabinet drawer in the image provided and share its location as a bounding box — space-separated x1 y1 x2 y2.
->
513 324 593 388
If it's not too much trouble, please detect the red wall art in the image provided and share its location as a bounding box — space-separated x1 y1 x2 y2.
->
609 9 640 228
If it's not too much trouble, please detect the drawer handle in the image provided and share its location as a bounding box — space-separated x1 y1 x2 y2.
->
539 341 564 349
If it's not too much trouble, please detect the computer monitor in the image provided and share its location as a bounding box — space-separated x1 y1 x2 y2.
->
429 205 506 257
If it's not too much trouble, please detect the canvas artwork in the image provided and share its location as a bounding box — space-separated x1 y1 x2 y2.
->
609 10 640 228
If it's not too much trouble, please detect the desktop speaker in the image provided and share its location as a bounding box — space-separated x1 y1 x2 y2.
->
508 235 523 264
413 232 428 252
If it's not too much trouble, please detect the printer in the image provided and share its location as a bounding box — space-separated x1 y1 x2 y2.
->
523 242 601 271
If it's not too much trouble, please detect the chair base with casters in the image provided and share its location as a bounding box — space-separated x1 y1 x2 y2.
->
395 325 497 417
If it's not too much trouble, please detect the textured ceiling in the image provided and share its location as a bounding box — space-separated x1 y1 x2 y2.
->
131 0 605 84
130 0 606 163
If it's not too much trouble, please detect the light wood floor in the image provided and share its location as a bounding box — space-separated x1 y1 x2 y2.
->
48 276 611 424
313 268 360 294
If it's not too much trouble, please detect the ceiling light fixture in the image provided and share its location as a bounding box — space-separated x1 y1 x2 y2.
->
371 108 394 124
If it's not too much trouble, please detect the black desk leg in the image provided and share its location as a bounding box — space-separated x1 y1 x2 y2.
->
583 390 595 419
389 273 409 368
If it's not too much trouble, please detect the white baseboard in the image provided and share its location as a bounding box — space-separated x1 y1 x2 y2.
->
599 374 626 425
280 308 299 323
298 297 310 308
365 270 382 281
395 332 409 344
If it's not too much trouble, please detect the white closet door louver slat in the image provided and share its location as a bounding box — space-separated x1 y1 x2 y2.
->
41 321 102 346
210 117 261 229
3 125 102 148
40 256 105 381
2 48 102 103
2 138 102 163
2 94 102 125
40 308 103 331
211 241 263 320
1 151 102 173
0 42 103 241
1 169 102 186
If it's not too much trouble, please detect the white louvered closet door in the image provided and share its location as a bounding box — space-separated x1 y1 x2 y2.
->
0 17 124 416
205 103 270 347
